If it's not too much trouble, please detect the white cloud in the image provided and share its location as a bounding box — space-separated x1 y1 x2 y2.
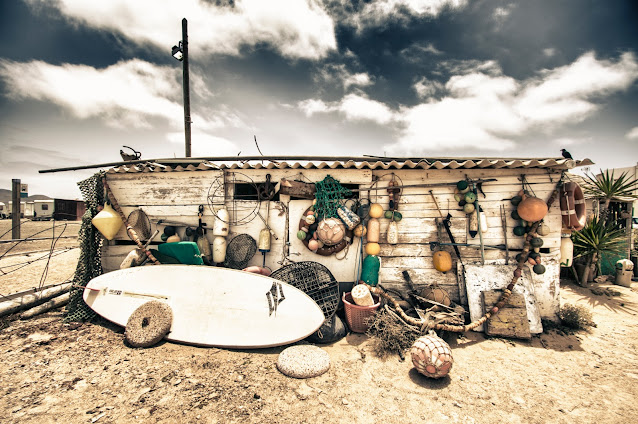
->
313 64 373 91
515 52 638 125
401 43 444 64
552 137 585 147
387 52 638 153
298 99 332 116
25 0 337 60
0 59 239 132
626 127 638 140
166 131 239 157
298 52 638 154
493 4 515 25
543 48 557 57
340 94 395 124
349 0 468 30
413 77 443 99
299 94 394 125
344 73 373 89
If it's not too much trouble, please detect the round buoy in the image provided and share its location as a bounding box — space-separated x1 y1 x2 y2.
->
411 335 454 378
125 301 173 348
277 345 331 378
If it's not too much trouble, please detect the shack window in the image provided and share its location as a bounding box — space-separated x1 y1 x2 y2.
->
233 183 280 202
41 204 49 211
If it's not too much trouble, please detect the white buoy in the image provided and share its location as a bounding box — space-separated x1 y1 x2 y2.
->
351 284 374 307
212 236 227 263
213 208 230 236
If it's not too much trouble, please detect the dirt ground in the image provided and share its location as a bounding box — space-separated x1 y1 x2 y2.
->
1 220 638 423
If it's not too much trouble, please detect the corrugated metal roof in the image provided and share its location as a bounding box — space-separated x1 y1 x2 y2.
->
106 157 594 174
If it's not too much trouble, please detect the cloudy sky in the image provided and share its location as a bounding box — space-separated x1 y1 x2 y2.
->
1 0 637 199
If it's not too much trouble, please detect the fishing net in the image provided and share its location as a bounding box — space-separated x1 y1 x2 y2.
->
270 261 339 320
64 172 106 322
127 208 151 242
223 234 257 269
314 175 351 221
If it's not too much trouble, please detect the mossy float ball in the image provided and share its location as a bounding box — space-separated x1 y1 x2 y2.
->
457 180 468 190
513 225 526 236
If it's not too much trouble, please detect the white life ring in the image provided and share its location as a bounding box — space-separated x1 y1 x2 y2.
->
559 182 586 231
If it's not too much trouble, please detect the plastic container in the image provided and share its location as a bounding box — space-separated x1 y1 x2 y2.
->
616 259 635 287
361 254 380 286
342 292 380 333
560 234 573 267
366 218 380 243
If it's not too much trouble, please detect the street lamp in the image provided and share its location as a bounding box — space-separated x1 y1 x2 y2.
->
172 18 191 157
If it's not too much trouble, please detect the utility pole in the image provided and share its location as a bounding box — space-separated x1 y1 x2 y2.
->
181 18 192 157
11 179 20 240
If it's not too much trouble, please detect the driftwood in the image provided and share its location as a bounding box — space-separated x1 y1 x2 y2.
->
0 283 71 318
20 292 70 319
278 178 316 199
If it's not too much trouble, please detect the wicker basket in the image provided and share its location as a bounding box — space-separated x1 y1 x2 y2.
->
342 292 380 333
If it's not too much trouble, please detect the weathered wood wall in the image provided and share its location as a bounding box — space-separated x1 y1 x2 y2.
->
101 167 562 319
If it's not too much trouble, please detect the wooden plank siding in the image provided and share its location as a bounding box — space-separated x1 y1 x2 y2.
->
101 167 563 319
367 168 562 315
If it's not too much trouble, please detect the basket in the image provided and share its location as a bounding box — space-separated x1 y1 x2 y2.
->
342 292 380 333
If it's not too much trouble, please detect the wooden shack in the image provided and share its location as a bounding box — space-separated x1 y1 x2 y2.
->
97 156 592 329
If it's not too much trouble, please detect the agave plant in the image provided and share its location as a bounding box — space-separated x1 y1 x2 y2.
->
572 216 627 281
583 169 638 222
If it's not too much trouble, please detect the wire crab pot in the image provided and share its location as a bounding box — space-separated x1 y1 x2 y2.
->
270 261 340 320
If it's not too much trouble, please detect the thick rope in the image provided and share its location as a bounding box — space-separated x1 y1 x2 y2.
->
102 177 161 265
363 184 561 333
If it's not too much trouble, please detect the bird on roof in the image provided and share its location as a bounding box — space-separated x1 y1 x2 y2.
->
560 149 573 159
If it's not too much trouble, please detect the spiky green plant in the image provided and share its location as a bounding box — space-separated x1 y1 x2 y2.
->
583 169 638 222
572 216 627 278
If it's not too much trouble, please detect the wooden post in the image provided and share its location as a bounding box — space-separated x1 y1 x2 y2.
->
11 179 20 240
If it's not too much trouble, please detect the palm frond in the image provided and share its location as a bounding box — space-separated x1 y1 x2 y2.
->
572 216 627 259
583 169 638 200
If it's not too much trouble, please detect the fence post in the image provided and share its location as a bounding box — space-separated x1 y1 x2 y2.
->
12 179 21 240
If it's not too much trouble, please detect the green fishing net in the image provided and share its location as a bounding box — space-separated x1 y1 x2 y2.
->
64 171 105 322
314 175 351 220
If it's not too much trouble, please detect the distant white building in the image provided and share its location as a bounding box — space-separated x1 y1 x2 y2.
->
33 199 55 220
605 162 638 216
0 202 6 218
7 201 34 218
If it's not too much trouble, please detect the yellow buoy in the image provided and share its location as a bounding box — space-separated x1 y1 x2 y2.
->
91 203 123 240
433 250 452 273
365 242 381 256
369 203 384 218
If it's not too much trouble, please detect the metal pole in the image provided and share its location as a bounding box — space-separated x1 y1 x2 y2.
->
11 179 20 240
182 18 192 158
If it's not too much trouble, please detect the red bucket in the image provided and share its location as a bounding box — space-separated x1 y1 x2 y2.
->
342 292 380 333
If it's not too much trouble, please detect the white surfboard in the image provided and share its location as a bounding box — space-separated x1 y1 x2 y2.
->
83 265 325 348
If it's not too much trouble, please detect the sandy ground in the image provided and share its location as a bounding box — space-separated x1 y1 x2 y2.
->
1 220 638 423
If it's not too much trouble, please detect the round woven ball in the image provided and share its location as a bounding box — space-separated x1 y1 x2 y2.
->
316 218 345 246
277 345 331 378
125 301 173 348
410 335 454 378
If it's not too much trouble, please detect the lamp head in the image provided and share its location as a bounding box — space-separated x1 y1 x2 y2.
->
172 42 184 61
